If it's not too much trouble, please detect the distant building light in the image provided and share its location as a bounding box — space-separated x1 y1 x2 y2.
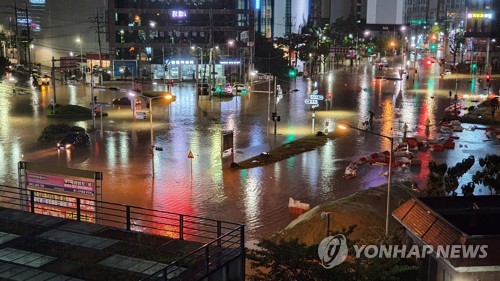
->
220 61 240 65
170 60 194 65
172 10 187 18
468 13 493 19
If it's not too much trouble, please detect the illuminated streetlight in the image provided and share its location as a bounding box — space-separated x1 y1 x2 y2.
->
76 37 84 83
337 121 394 236
128 92 173 178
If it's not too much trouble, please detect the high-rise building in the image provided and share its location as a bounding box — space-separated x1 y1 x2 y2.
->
255 0 309 39
107 0 254 81
464 0 499 72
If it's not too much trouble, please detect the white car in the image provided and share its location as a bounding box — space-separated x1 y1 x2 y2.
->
233 84 247 93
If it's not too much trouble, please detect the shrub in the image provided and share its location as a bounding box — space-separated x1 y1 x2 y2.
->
38 124 86 143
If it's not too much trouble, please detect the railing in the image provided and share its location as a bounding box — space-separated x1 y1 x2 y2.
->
0 184 245 280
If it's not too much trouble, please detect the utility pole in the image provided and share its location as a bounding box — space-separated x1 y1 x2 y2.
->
25 1 31 73
51 57 57 103
14 2 20 64
209 9 214 96
90 9 105 84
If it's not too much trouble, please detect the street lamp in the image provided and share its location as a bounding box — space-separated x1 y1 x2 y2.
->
337 121 394 236
191 46 204 85
76 38 84 84
128 92 173 178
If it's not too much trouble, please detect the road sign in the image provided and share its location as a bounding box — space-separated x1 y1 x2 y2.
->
188 151 194 159
304 99 319 105
310 95 324 100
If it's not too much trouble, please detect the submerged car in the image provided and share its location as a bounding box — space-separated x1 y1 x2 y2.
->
57 133 90 150
112 97 132 105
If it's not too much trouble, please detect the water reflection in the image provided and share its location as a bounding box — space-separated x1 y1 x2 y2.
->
1 63 498 243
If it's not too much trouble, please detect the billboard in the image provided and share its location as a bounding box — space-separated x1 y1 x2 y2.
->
366 0 404 25
19 162 102 223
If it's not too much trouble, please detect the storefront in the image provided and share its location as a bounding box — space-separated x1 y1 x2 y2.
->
151 59 224 82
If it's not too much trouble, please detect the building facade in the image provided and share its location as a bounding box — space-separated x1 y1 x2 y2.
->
464 0 499 72
107 0 255 81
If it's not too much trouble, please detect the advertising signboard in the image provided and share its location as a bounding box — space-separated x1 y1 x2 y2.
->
18 162 102 223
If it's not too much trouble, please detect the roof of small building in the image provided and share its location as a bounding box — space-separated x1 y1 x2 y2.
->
393 196 500 269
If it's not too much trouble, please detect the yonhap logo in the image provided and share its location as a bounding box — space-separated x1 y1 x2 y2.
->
318 234 348 268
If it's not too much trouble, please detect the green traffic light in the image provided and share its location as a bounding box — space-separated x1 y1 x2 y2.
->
241 89 248 94
215 87 222 93
367 48 372 53
288 69 296 78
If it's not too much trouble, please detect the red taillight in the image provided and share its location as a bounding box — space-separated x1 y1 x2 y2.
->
427 60 432 65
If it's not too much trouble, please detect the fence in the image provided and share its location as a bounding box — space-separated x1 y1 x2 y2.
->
0 184 245 280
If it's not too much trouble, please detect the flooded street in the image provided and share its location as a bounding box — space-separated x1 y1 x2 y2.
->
0 61 498 243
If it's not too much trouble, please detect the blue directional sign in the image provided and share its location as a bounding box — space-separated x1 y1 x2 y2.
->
310 95 324 100
304 99 319 105
312 90 319 95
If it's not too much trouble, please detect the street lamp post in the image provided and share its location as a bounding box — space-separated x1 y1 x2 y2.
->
76 38 84 84
337 122 394 236
128 92 173 178
191 46 204 87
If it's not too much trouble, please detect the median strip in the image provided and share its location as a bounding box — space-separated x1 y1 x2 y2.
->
235 132 340 169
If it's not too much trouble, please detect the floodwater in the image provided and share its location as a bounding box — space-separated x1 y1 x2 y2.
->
0 60 498 243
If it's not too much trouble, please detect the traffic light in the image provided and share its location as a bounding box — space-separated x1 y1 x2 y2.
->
288 68 297 79
215 86 222 93
486 74 490 83
367 48 372 53
170 80 174 87
164 65 168 71
93 96 97 103
430 43 437 51
241 89 248 94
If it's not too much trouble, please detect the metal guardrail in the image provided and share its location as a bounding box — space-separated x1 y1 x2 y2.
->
0 184 245 280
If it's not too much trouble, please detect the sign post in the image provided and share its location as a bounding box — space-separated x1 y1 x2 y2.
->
188 150 194 178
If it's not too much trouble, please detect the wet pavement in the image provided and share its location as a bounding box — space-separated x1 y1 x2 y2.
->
0 59 499 244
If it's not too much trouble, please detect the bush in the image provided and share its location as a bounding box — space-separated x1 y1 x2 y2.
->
56 105 92 115
37 124 86 143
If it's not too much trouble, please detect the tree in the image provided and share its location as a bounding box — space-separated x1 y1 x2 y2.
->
274 33 306 67
329 15 359 46
423 155 499 196
472 154 500 195
0 56 10 78
247 225 418 281
449 33 465 65
253 33 289 79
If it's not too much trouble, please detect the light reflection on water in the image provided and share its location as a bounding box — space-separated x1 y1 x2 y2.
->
0 64 498 242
